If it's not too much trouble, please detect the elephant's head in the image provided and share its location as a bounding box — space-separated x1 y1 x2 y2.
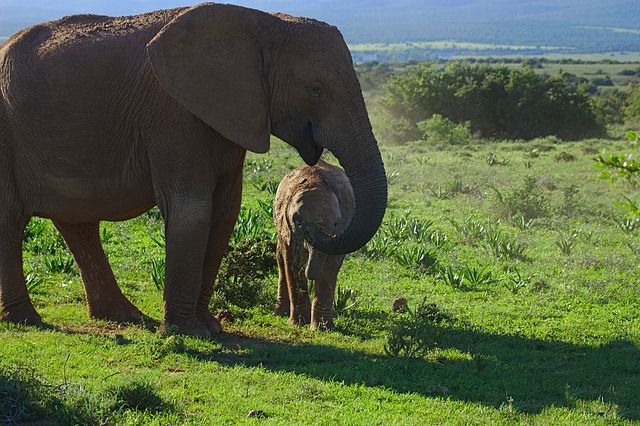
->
147 3 387 255
287 188 341 280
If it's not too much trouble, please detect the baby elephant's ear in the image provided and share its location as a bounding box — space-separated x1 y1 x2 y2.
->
147 4 270 153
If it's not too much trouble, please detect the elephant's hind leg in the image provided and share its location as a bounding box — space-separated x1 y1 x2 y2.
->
0 217 41 325
53 221 142 322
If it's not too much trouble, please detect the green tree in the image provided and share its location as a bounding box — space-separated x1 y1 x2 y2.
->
595 131 640 215
380 61 604 142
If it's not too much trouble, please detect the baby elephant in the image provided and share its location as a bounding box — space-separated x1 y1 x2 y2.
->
273 160 355 330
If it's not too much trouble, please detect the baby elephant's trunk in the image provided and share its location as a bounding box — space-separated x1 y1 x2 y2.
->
305 244 328 281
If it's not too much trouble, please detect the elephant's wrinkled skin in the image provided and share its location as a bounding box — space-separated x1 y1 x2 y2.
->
273 160 354 330
0 3 387 336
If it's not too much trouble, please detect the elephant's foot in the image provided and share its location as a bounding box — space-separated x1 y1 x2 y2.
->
161 317 212 338
311 313 336 331
87 299 143 323
288 310 311 327
0 301 42 325
273 301 289 317
311 317 335 331
198 310 223 335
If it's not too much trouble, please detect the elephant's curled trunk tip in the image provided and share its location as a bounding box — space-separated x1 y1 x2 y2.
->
310 163 387 256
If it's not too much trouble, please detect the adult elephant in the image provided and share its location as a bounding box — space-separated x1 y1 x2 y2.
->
0 3 387 336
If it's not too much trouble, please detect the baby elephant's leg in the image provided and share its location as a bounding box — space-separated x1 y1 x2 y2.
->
311 254 345 331
273 243 290 316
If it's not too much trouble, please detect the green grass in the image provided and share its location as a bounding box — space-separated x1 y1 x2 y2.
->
2 136 640 424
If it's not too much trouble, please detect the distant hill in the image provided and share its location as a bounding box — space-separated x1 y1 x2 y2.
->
2 0 639 60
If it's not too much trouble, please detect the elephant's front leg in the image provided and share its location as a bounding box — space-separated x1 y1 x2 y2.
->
284 243 311 326
310 254 345 331
195 169 245 334
161 200 216 337
53 221 142 321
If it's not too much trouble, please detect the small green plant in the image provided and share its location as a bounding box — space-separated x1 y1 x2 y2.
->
100 227 114 243
429 230 448 247
394 245 437 271
618 217 640 233
509 215 533 231
252 179 279 194
462 264 499 288
148 258 165 290
484 229 526 259
43 253 76 275
429 180 464 199
150 231 166 248
231 205 276 244
333 285 358 315
386 171 400 185
360 232 397 259
439 265 463 288
555 151 576 162
504 266 529 295
23 218 46 243
486 153 510 166
449 216 487 245
492 176 549 220
556 234 577 256
24 269 45 292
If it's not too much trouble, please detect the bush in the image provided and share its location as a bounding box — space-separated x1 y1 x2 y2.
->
417 114 471 144
380 61 603 142
493 175 549 220
213 239 277 309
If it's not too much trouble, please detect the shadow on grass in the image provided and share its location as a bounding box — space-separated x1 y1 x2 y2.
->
197 323 640 420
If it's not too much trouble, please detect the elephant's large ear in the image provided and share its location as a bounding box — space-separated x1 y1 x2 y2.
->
147 4 270 153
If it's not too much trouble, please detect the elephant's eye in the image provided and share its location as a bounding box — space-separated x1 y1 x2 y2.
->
310 82 324 98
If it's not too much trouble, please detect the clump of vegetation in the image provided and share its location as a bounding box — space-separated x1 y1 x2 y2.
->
492 175 550 220
385 298 449 358
380 61 603 142
0 365 52 424
213 240 277 309
595 131 640 217
360 215 441 272
0 364 171 425
417 113 472 145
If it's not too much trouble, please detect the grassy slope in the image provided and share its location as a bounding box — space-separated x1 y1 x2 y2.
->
2 135 640 424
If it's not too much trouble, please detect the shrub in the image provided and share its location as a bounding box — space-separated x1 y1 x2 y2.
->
492 176 549 220
384 298 448 358
213 240 277 309
381 61 603 142
417 114 471 144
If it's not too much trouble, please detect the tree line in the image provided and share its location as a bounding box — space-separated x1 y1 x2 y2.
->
357 60 640 143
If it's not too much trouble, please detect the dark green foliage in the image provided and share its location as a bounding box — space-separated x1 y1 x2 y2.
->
0 365 169 425
381 62 604 142
589 88 628 126
214 240 277 309
385 299 448 358
0 365 53 424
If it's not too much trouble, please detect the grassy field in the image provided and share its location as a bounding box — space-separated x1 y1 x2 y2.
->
2 134 640 424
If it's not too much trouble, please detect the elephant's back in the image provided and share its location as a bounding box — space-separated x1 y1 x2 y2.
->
2 8 188 60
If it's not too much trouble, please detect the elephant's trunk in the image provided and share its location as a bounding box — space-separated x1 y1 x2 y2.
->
305 243 328 280
311 125 387 255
